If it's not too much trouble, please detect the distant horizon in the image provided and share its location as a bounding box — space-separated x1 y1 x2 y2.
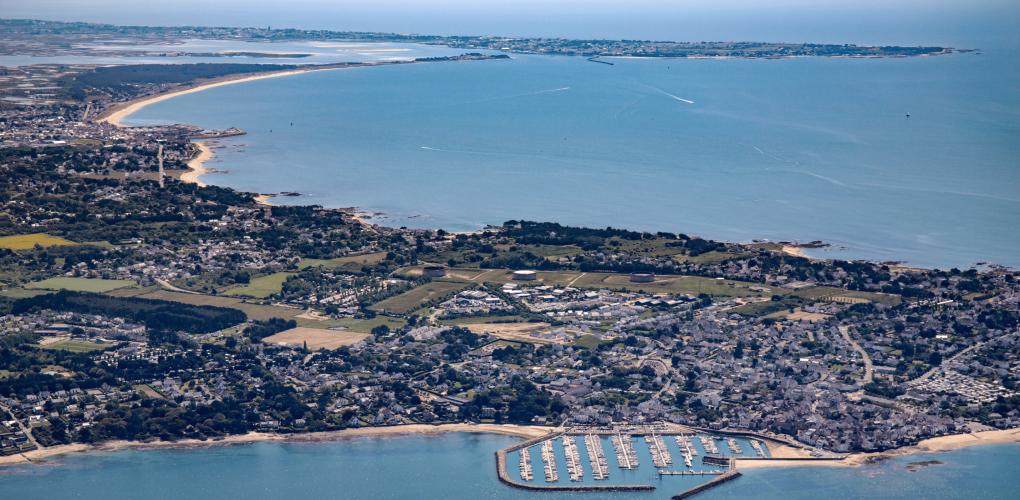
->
2 1 1018 49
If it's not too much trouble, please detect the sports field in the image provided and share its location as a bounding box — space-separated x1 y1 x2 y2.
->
0 233 76 249
41 341 109 353
25 277 135 293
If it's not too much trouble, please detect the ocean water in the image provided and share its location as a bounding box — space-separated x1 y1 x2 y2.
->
1 434 1016 500
121 49 1020 269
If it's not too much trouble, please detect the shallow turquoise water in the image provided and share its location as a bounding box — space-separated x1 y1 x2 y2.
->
0 434 1016 499
122 49 1019 269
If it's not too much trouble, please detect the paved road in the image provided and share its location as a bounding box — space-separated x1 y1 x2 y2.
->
0 402 41 449
839 326 873 384
155 278 202 295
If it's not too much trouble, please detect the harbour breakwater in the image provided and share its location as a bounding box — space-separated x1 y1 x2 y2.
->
671 459 742 500
494 432 656 492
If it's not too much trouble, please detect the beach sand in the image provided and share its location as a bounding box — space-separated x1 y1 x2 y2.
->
738 428 1020 469
0 423 555 466
96 66 350 128
180 142 213 187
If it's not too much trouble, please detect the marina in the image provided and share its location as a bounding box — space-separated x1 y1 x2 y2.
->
726 438 743 455
519 447 534 481
561 437 584 482
541 439 559 482
611 432 640 469
583 433 610 480
698 436 720 455
646 433 673 468
749 440 765 458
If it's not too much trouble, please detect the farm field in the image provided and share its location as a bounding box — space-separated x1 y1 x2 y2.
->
0 289 54 299
135 290 308 322
326 315 407 333
0 233 76 250
222 272 294 298
262 327 370 350
25 277 135 293
369 281 472 314
41 341 109 353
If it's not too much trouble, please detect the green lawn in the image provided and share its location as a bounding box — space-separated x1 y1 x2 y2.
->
370 281 471 314
42 341 109 353
223 272 295 299
441 315 525 325
25 277 135 293
571 335 613 349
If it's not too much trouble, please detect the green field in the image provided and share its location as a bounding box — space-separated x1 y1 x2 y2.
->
327 315 408 333
223 272 294 298
136 290 309 322
571 335 613 349
442 315 525 325
42 341 109 353
0 233 77 250
370 281 471 314
831 290 903 306
299 252 389 270
25 277 135 293
0 289 55 299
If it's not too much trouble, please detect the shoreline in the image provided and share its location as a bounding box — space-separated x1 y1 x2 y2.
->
96 65 357 127
2 425 1016 468
0 423 553 466
180 141 213 187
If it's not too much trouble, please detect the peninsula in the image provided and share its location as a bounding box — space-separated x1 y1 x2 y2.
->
0 20 1015 497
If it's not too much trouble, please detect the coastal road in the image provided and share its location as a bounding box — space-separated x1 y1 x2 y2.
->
839 326 873 384
0 402 41 449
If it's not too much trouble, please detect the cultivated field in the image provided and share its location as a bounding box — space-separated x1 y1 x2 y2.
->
223 272 294 298
369 281 471 314
262 327 369 350
41 341 108 353
135 290 308 322
25 277 135 293
0 233 76 249
461 322 554 343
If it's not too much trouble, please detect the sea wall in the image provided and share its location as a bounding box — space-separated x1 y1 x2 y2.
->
494 432 656 492
671 458 741 500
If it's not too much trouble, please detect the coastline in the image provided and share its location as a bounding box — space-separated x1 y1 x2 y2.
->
0 423 553 466
180 142 213 187
96 65 354 127
738 427 1020 469
3 425 1016 469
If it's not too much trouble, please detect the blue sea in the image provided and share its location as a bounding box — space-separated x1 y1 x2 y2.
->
1 434 1017 499
119 48 1019 269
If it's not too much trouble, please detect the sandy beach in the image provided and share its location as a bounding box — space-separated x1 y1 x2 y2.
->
0 423 554 466
179 142 213 186
96 66 351 128
781 245 808 259
738 427 1020 469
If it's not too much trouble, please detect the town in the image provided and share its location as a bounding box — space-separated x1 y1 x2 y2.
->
0 49 1017 465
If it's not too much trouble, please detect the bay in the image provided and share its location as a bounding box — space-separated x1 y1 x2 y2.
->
122 49 1019 269
1 434 1017 499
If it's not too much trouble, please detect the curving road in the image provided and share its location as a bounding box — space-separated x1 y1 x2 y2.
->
839 326 873 384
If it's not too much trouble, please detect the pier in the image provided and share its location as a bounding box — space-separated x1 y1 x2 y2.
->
698 435 720 454
583 434 609 480
646 433 673 468
561 436 584 482
726 438 743 454
587 56 614 65
671 459 742 500
659 469 726 476
611 431 639 469
519 447 534 481
541 439 559 482
749 439 765 457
